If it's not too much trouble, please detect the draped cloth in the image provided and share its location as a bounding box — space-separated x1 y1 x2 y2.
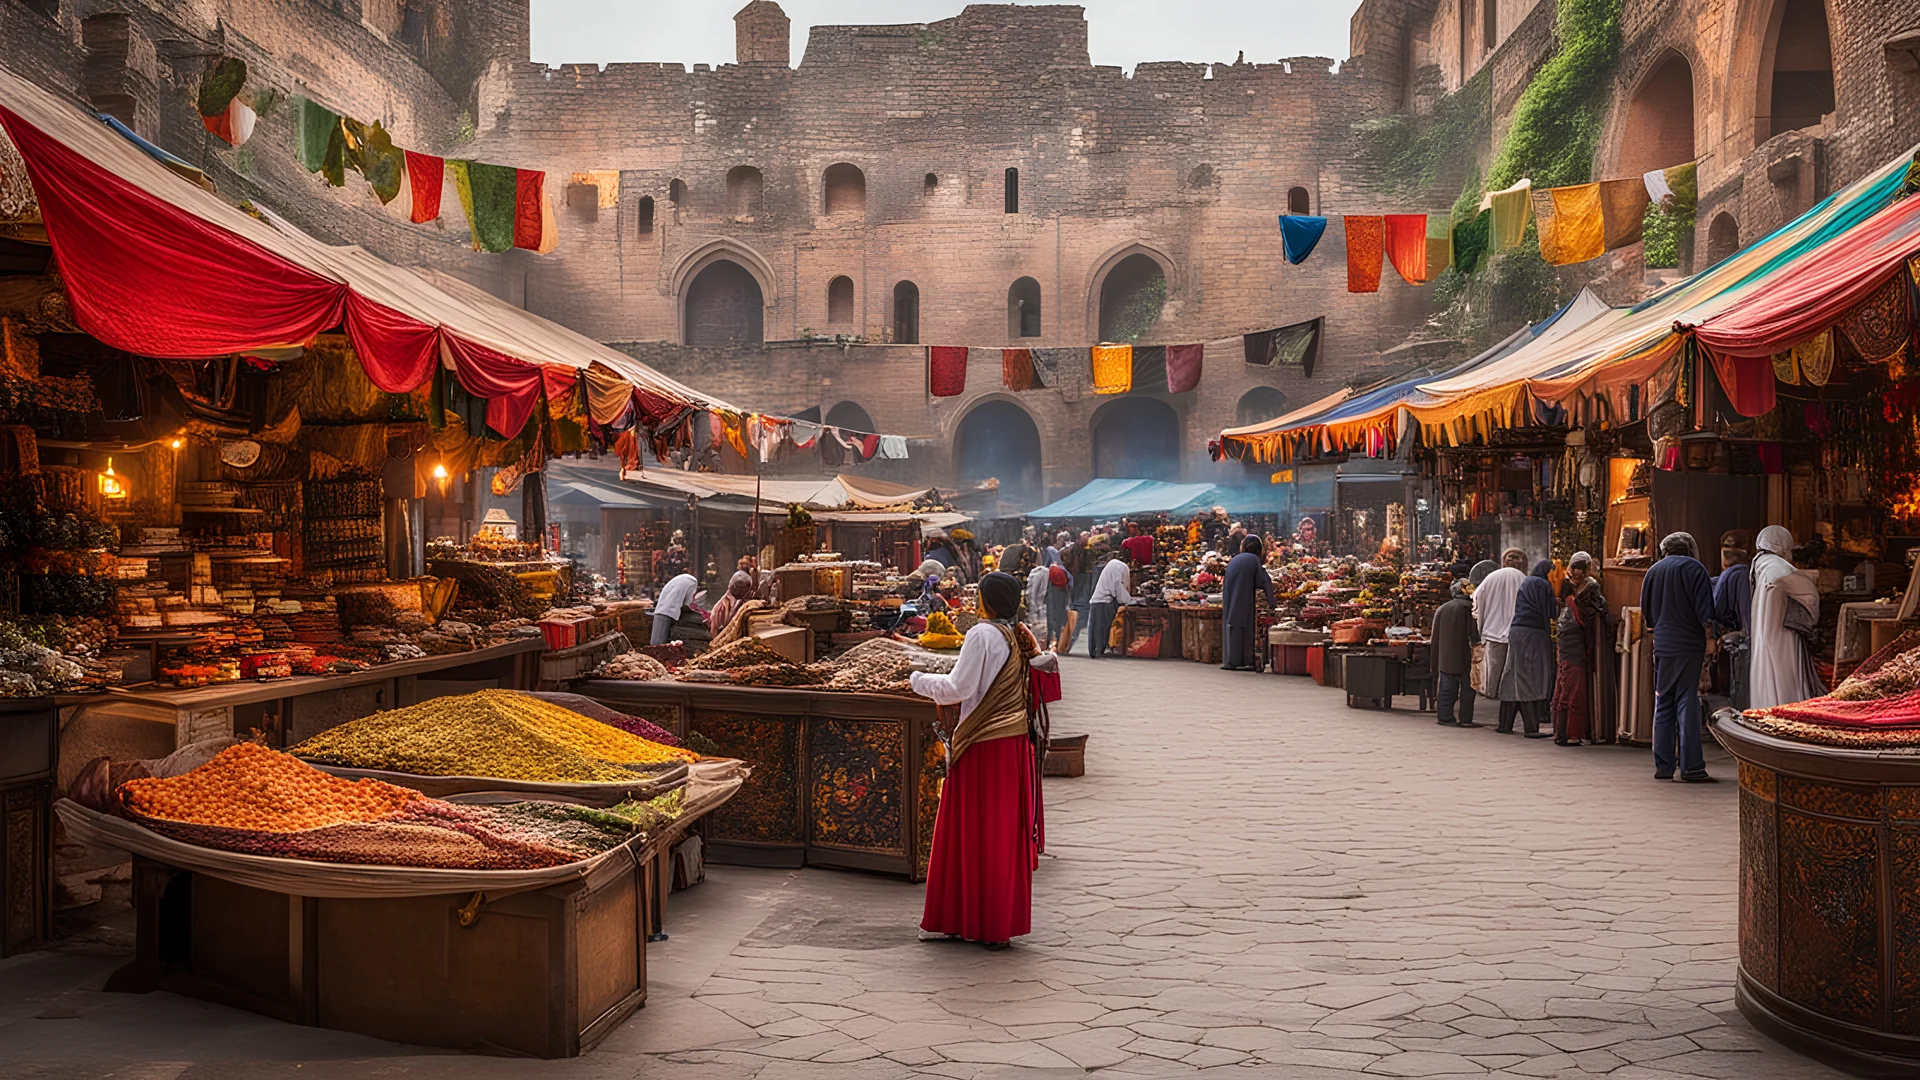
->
1130 345 1168 394
1487 179 1533 252
1279 214 1328 265
1534 183 1605 266
1600 178 1651 250
443 336 544 439
1344 215 1384 293
1091 344 1132 394
404 151 443 223
1425 215 1453 276
1001 348 1036 391
1384 213 1428 284
1166 343 1204 393
1748 528 1824 711
1838 273 1911 362
1796 329 1835 386
1708 351 1778 418
929 346 968 397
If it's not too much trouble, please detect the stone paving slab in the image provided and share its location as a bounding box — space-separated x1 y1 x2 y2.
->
0 655 1853 1078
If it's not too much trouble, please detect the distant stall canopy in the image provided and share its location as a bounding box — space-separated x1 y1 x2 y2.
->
1027 478 1220 519
0 65 743 442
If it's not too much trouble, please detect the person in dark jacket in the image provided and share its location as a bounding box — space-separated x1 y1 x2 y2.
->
1713 536 1754 710
1640 532 1719 783
1221 537 1275 671
1501 561 1557 737
1431 581 1482 727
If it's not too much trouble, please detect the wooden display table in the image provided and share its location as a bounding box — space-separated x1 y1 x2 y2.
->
1712 713 1920 1075
1174 605 1222 664
1119 606 1181 658
579 680 942 880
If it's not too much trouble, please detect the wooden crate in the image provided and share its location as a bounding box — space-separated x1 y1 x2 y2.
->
1178 606 1223 665
111 848 652 1057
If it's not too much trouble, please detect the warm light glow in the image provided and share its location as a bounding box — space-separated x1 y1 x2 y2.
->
97 457 127 499
168 437 183 450
431 463 449 479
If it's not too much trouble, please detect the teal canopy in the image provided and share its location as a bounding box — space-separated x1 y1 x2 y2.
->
1027 479 1221 519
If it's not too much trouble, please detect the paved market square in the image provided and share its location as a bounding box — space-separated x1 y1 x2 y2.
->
0 655 1844 1079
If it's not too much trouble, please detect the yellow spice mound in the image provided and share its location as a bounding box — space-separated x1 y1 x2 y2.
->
291 689 696 782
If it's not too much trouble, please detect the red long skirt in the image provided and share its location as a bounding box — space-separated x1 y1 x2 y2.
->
1552 659 1589 742
920 734 1039 943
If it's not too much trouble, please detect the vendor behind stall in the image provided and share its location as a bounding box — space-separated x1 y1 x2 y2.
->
1088 548 1134 659
651 572 709 646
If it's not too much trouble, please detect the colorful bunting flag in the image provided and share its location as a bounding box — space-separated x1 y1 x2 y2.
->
1344 215 1384 293
1486 178 1533 252
1166 343 1203 393
1279 214 1328 265
1384 213 1428 285
1599 177 1651 251
929 345 968 397
1533 182 1604 266
405 151 443 223
1091 344 1132 394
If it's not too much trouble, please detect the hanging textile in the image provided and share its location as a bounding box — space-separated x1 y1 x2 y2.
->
1425 215 1453 276
1797 329 1834 387
1645 162 1698 209
1031 348 1079 388
1166 343 1203 393
450 159 518 253
1131 345 1168 394
877 434 909 459
583 363 636 425
513 169 546 251
293 96 344 180
790 410 821 448
568 170 621 209
404 151 443 223
1279 215 1328 265
1533 183 1605 266
1599 177 1650 250
1091 344 1132 394
754 415 787 462
1486 179 1533 252
1707 349 1777 418
541 364 579 417
1453 210 1490 275
1383 213 1427 285
351 121 405 205
1771 348 1801 385
1344 215 1383 293
1272 319 1322 374
197 88 255 147
1838 273 1911 362
1243 329 1276 365
1643 168 1674 205
443 337 545 440
1001 348 1036 391
719 411 751 458
928 345 968 397
341 292 437 394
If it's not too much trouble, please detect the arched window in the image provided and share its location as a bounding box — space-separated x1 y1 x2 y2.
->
1004 167 1019 214
725 165 763 216
1620 51 1696 180
1287 187 1311 215
892 281 920 344
956 402 1044 508
825 401 875 433
683 259 764 346
1236 387 1289 427
823 163 866 217
923 172 939 193
1482 0 1497 51
826 275 854 326
1764 0 1835 139
668 178 687 206
1092 398 1181 481
637 195 655 236
1707 213 1740 267
1099 253 1168 343
1007 277 1042 339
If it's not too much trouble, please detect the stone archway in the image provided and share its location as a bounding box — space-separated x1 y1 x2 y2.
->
683 260 763 346
955 399 1044 507
1618 50 1697 180
1086 243 1177 344
1091 397 1181 480
1707 213 1741 266
1760 0 1835 141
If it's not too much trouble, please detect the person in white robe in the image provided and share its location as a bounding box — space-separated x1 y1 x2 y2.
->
1748 526 1824 710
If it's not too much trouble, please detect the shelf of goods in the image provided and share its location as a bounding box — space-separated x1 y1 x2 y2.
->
578 679 941 881
1711 714 1920 1074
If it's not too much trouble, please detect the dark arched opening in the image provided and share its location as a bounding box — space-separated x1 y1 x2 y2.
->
826 276 854 326
683 260 764 346
1092 397 1180 481
637 196 655 236
893 281 920 344
1004 167 1019 214
1764 0 1835 140
955 401 1043 507
1236 387 1290 427
1620 51 1696 180
825 401 875 433
1098 253 1167 343
824 163 866 216
1287 186 1311 215
1008 276 1042 339
726 165 762 216
1707 213 1740 267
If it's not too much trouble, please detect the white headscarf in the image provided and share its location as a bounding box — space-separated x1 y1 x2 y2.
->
1749 525 1821 709
1755 525 1794 558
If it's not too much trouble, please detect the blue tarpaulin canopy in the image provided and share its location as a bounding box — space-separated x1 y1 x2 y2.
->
1027 479 1221 519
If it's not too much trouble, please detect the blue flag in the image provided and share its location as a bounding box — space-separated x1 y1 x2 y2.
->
1279 214 1329 265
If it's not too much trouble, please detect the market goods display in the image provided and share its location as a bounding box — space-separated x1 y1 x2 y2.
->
0 615 122 695
918 611 965 650
528 691 682 747
1830 645 1920 700
727 663 827 688
594 650 672 681
817 653 918 694
687 636 791 671
291 689 696 782
120 742 418 829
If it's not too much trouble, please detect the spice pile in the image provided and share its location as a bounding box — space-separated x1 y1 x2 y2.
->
117 744 639 869
595 650 672 681
1831 647 1920 701
291 689 696 781
686 637 791 671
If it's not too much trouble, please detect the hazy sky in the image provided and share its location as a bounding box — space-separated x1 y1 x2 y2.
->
530 1 1361 72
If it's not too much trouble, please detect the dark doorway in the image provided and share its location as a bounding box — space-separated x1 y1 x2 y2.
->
1236 387 1289 426
956 401 1043 507
825 401 876 433
1008 277 1042 339
1099 254 1167 342
1287 187 1310 215
1766 0 1835 139
1707 213 1740 266
893 281 920 344
684 260 764 346
1092 397 1180 480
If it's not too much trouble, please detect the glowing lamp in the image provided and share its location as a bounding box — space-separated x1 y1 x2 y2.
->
168 437 184 450
98 457 128 499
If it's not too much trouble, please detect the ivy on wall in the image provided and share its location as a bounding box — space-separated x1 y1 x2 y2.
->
1356 68 1492 194
1485 0 1624 192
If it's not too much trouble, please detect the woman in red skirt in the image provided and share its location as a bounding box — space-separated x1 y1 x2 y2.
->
910 571 1053 949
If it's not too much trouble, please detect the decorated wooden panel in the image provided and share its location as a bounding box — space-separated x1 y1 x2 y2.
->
1779 809 1882 1027
1778 775 1881 821
1739 786 1780 993
917 732 945 879
1895 824 1920 1035
691 712 803 845
809 718 907 855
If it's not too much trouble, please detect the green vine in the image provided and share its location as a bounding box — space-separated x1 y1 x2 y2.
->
1485 0 1624 191
1355 68 1492 194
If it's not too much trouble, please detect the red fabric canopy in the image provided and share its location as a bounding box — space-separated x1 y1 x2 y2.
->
1689 193 1920 358
0 102 346 357
445 337 545 439
342 291 438 393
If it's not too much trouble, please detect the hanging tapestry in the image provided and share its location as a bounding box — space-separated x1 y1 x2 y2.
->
404 151 443 223
1383 213 1427 285
1031 348 1081 389
1486 179 1533 252
1166 343 1203 393
1599 177 1651 250
1278 215 1328 265
1242 329 1277 366
1796 328 1834 387
928 346 968 397
1838 273 1911 363
1131 345 1168 394
1001 348 1036 391
1272 319 1322 374
1091 344 1132 394
1343 215 1383 293
1771 348 1800 385
1533 183 1604 266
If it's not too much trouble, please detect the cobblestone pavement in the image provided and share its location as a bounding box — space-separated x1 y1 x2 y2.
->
0 655 1847 1079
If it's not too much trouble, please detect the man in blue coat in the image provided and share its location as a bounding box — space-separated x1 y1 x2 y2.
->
1221 537 1275 671
1640 532 1719 783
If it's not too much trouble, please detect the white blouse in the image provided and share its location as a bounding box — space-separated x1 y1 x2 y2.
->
909 623 1060 723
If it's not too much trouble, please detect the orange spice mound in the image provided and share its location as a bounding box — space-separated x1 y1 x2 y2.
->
118 742 421 832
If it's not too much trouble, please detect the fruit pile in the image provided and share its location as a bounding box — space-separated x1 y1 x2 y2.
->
120 742 419 830
291 689 696 781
